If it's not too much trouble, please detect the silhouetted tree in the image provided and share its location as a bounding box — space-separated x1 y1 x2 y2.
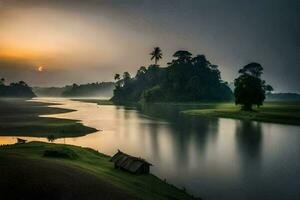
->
0 79 36 98
150 47 163 65
62 82 114 97
123 72 131 83
114 73 120 81
234 62 273 110
135 66 147 79
0 78 5 85
114 73 121 88
112 49 233 104
172 50 192 64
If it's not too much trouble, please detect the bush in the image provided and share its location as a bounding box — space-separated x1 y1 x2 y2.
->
43 147 78 159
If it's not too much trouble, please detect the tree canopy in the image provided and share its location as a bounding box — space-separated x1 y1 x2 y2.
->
0 79 36 98
62 82 114 97
111 50 233 104
234 62 273 110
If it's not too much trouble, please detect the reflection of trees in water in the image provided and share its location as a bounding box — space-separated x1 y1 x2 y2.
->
235 121 263 162
138 103 220 169
145 122 161 162
169 115 219 169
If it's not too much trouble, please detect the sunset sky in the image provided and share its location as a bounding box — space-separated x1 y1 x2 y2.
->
0 0 299 92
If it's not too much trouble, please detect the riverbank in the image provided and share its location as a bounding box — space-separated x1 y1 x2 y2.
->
73 99 300 126
71 98 114 105
0 98 97 138
182 101 300 126
0 141 198 200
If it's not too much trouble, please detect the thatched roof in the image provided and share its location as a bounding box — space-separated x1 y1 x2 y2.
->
110 150 152 173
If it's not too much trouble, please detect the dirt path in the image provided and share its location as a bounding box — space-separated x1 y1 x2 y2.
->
0 153 134 200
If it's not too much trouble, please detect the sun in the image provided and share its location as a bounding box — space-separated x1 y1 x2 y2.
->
37 66 44 72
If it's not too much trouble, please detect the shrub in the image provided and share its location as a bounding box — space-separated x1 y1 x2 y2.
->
43 147 78 159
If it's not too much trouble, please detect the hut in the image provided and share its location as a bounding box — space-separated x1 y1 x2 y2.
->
110 150 152 174
16 138 27 144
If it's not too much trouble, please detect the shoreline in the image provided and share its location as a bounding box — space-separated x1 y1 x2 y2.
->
0 98 97 138
182 102 300 126
73 99 300 126
0 141 199 200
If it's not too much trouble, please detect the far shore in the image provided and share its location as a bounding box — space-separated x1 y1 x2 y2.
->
182 101 300 126
0 98 97 138
73 99 300 126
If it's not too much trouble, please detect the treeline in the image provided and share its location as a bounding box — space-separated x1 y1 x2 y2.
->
0 78 36 98
266 93 300 101
112 49 233 103
62 82 114 97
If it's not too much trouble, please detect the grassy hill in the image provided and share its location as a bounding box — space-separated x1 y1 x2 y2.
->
0 142 199 200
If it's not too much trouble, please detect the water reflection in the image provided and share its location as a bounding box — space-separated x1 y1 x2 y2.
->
0 99 300 200
235 121 262 160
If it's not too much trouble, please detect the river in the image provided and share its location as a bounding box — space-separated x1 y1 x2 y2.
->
1 98 299 200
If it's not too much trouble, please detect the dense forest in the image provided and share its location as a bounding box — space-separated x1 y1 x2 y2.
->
0 78 36 98
33 86 70 97
112 49 233 104
62 82 114 97
34 82 115 97
266 93 300 101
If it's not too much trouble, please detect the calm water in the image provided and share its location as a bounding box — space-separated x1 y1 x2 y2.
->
1 98 300 200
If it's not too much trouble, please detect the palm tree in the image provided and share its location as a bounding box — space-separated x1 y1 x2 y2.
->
114 73 120 81
150 47 162 65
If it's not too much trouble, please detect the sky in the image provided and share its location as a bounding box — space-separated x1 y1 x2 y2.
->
0 0 299 92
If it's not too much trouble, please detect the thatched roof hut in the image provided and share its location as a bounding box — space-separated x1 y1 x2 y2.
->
110 150 152 174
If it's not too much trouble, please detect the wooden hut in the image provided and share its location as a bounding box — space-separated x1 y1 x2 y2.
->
110 150 152 174
16 138 27 144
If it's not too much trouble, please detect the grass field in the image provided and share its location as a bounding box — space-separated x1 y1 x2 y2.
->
0 142 198 200
182 101 300 125
0 98 97 138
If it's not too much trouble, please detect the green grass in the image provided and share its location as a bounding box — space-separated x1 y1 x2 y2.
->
0 142 199 200
182 101 300 125
0 98 97 138
72 98 113 105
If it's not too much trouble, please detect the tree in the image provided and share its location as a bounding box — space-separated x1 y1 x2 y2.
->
135 66 147 79
114 73 121 88
123 72 131 85
150 47 163 65
234 63 273 111
191 54 210 67
172 50 192 64
0 78 5 85
114 73 120 81
112 49 233 103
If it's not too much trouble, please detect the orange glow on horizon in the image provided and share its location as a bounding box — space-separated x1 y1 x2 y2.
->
0 49 42 60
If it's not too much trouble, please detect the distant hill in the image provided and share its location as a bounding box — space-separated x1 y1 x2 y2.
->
0 80 36 98
266 93 300 101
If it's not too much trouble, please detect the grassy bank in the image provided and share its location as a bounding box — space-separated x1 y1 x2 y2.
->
182 101 300 126
72 98 114 105
0 142 198 200
0 98 97 138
